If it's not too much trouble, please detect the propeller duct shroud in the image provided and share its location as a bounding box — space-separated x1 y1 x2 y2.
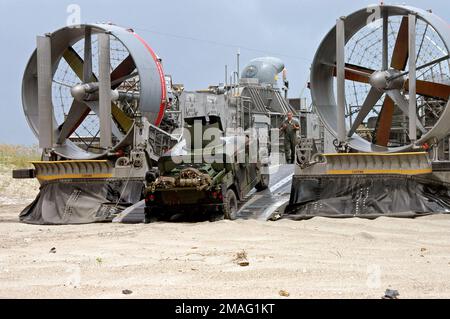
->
310 5 450 153
22 24 166 159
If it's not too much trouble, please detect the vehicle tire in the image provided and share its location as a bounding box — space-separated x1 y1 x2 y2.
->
255 174 270 192
144 207 159 224
223 189 238 220
209 211 224 222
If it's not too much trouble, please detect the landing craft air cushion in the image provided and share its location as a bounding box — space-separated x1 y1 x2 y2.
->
13 22 297 224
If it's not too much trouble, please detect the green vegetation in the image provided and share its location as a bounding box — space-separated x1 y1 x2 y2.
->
0 144 40 169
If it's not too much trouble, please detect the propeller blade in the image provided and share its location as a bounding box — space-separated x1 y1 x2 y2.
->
57 99 132 144
98 32 113 148
111 55 136 90
332 63 374 84
83 27 93 83
405 79 450 101
111 103 134 132
391 16 409 70
374 96 395 146
348 87 383 137
59 44 95 144
57 100 91 144
85 101 124 140
387 90 426 134
61 39 134 139
62 46 86 81
36 35 54 149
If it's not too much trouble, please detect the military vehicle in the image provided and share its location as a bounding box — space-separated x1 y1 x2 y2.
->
143 115 269 222
141 56 299 222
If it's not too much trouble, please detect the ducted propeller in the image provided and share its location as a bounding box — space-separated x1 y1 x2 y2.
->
23 24 167 159
323 5 450 151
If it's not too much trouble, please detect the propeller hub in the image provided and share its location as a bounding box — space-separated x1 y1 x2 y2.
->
70 84 88 101
70 83 100 102
71 83 120 102
369 69 404 91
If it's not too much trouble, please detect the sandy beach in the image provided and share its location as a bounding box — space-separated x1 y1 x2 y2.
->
1 198 449 298
1 163 450 299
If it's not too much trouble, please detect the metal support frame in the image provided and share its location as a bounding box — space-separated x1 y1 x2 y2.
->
336 17 346 143
98 32 112 149
382 8 389 71
36 35 54 149
408 14 417 144
83 27 92 83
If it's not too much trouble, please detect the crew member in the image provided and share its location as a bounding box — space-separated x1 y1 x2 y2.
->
280 112 300 164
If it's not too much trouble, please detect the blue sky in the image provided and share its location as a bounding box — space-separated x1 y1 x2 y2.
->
0 0 448 145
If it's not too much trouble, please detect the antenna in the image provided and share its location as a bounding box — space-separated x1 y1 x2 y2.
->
237 48 241 83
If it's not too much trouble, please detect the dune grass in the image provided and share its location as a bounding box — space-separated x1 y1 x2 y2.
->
0 144 41 169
